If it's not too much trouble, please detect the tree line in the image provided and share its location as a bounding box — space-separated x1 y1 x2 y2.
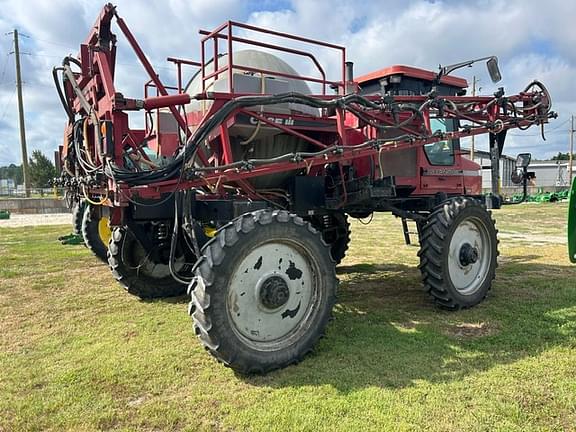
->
0 151 57 188
551 152 576 161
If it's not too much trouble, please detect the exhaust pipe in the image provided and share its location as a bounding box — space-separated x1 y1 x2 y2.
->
345 61 354 94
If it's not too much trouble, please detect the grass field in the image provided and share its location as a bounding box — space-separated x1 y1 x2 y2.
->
1 203 575 431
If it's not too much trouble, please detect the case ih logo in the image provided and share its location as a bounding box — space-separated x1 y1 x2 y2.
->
249 116 295 126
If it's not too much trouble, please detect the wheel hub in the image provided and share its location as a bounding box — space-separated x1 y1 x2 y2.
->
227 241 316 345
459 243 479 266
447 217 492 295
259 276 290 309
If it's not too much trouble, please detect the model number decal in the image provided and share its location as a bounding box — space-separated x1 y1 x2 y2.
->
249 116 295 126
423 169 480 176
423 169 463 176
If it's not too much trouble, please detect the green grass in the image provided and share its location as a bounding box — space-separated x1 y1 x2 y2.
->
1 203 575 431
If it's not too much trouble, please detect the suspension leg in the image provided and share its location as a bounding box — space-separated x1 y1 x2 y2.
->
402 217 411 245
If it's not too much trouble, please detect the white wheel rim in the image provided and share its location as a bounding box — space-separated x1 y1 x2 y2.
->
447 217 491 295
227 239 319 351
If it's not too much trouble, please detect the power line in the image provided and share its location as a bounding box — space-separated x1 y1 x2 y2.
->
0 87 16 123
25 36 76 51
0 53 11 85
508 118 570 137
27 53 64 59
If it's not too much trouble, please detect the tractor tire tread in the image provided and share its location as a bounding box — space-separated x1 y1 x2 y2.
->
189 209 338 374
418 197 498 310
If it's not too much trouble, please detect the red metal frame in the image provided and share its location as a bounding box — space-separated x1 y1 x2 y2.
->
58 4 552 212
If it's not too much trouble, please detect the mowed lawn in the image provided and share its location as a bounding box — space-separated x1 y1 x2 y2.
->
1 203 575 431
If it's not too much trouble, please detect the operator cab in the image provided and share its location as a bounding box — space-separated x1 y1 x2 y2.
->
356 65 467 167
352 66 479 196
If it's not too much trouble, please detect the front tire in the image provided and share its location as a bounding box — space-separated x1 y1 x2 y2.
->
418 197 498 310
189 210 338 374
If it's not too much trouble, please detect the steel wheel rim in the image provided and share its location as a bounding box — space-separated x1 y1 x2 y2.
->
447 216 491 295
227 239 320 351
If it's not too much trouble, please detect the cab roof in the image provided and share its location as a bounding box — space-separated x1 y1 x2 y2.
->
356 65 468 89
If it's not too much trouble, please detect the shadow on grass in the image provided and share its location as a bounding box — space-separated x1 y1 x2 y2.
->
243 257 576 392
145 295 190 305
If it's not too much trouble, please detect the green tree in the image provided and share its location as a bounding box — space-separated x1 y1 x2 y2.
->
28 150 57 188
551 152 574 161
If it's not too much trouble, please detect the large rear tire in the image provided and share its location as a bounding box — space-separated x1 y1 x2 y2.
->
82 204 110 263
418 197 498 310
107 226 192 299
189 210 338 374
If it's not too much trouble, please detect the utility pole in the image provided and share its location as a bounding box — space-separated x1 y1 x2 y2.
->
12 29 30 197
570 114 574 186
470 76 479 160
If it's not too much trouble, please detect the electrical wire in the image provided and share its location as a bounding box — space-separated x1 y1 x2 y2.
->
355 213 374 225
0 53 11 86
0 87 16 123
81 184 108 205
508 118 569 137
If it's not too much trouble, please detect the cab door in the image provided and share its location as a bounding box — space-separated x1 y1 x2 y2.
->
419 118 465 195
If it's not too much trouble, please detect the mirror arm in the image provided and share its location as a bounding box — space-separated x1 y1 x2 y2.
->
435 56 498 85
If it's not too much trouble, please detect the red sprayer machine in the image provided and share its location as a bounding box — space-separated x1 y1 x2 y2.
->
53 4 555 373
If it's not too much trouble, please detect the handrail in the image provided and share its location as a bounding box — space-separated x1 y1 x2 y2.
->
167 57 201 92
198 21 346 96
198 30 328 94
230 21 344 51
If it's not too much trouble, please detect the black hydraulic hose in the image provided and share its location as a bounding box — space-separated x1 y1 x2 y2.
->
109 93 393 185
108 86 554 187
168 193 193 285
52 67 74 122
524 80 552 112
63 56 82 68
61 59 103 160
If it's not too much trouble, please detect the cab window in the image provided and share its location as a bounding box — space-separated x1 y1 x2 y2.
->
424 119 455 166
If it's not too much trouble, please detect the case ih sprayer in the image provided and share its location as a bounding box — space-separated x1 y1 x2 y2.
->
53 4 555 373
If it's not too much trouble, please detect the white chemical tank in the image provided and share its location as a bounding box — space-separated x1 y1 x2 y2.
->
184 50 320 189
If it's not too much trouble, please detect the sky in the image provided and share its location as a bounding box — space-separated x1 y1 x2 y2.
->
0 0 574 166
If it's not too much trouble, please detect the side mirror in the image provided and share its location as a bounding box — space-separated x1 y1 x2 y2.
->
516 152 531 168
486 57 501 83
510 169 523 185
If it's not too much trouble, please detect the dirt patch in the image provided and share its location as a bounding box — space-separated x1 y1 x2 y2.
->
127 395 148 407
499 231 566 245
392 320 424 330
0 213 71 228
443 322 499 339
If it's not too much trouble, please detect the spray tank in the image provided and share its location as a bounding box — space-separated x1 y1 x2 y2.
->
184 50 320 189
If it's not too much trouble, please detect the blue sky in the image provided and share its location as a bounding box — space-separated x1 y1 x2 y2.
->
0 0 574 166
